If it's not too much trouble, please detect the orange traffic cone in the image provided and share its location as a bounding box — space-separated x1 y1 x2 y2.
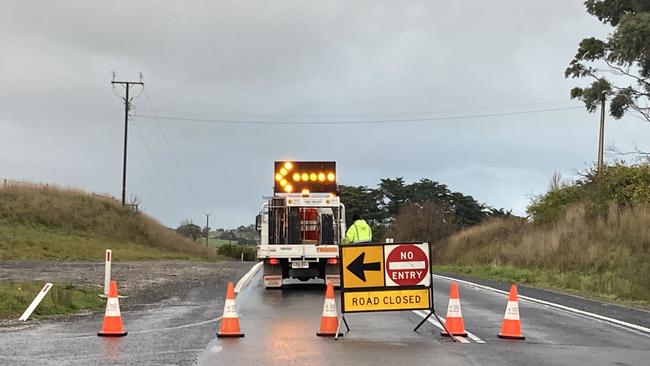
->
98 280 127 337
316 282 341 337
441 281 468 337
217 282 244 338
498 285 525 340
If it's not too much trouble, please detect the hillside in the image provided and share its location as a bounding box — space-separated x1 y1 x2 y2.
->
432 164 650 304
0 182 216 261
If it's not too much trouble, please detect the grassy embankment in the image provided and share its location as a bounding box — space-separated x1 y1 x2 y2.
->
434 164 650 305
0 182 219 319
0 182 217 261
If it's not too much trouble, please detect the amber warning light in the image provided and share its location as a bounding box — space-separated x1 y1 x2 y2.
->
274 161 336 194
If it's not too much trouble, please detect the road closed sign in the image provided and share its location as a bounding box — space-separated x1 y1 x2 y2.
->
343 288 430 312
339 242 432 314
384 243 430 287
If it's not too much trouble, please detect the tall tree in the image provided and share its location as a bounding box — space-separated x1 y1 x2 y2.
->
377 178 409 218
566 1 650 121
408 179 451 204
447 192 487 227
338 185 385 224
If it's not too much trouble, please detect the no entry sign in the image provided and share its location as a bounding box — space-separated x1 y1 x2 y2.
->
384 243 430 287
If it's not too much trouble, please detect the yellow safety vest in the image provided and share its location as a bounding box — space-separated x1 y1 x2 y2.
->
345 219 372 244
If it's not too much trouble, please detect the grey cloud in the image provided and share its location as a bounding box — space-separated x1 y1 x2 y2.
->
2 1 649 228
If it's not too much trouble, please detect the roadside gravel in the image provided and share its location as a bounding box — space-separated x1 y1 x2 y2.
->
0 260 252 326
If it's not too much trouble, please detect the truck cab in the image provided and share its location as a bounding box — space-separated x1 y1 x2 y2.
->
257 161 345 288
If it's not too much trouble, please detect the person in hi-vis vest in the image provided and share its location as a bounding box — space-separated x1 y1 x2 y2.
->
343 213 372 244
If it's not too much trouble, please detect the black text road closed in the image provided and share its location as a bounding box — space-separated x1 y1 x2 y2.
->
384 243 430 287
343 289 430 312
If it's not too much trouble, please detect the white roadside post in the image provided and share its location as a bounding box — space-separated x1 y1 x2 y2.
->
19 283 53 321
104 249 112 296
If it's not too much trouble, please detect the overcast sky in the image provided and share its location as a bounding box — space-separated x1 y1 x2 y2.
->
2 1 650 228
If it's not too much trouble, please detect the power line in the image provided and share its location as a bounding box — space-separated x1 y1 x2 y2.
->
143 89 201 206
134 106 584 126
131 120 184 195
134 99 574 119
131 120 203 210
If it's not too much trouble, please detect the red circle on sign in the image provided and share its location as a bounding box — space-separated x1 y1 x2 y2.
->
385 244 429 286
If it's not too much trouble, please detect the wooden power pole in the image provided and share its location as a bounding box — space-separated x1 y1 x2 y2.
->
111 73 144 207
597 95 606 174
204 213 211 248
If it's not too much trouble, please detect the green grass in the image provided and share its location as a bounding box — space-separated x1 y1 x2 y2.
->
0 282 104 319
203 237 233 248
0 183 218 261
0 224 209 261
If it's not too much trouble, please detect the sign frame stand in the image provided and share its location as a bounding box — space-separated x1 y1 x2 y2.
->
336 242 457 342
333 314 350 340
411 265 457 342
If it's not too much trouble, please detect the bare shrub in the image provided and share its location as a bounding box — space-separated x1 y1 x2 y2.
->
391 201 459 244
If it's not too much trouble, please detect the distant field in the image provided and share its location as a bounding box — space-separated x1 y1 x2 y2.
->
0 182 218 261
205 237 233 248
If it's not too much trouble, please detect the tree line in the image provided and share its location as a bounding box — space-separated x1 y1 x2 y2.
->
340 177 512 242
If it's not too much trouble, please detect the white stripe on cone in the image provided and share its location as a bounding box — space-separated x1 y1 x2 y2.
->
503 301 520 320
222 299 238 318
105 297 121 317
446 298 463 317
322 298 337 317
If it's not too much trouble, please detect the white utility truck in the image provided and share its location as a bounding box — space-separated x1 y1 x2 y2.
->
256 161 346 288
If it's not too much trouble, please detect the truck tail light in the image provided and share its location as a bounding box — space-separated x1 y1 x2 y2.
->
267 258 279 265
327 258 338 264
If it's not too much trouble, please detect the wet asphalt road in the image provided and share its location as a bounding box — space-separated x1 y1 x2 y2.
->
1 263 649 365
198 271 650 366
0 262 252 366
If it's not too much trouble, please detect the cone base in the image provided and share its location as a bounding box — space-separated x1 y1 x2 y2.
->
498 333 525 340
316 332 343 337
441 331 467 337
217 333 245 338
97 331 128 337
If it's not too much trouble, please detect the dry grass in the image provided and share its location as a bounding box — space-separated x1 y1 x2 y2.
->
434 204 650 302
0 181 216 261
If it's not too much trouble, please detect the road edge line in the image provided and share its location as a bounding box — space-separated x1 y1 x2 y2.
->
434 274 650 336
235 261 263 294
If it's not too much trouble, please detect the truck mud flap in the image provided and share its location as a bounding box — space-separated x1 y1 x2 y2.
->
264 275 282 288
263 261 283 288
325 275 340 287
